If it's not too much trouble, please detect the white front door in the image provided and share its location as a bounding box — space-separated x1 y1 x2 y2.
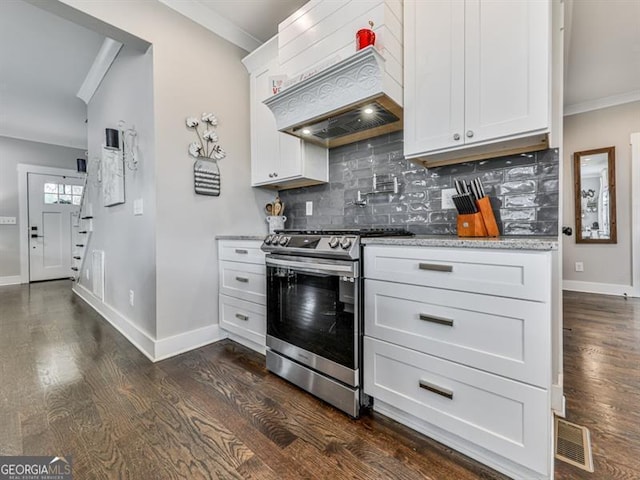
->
28 173 83 281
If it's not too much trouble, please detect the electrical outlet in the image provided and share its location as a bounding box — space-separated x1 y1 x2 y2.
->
441 188 457 209
129 290 135 307
575 262 584 272
306 201 313 216
0 216 17 225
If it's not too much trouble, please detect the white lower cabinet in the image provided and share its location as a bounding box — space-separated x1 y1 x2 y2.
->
363 245 553 479
219 295 266 348
218 240 266 353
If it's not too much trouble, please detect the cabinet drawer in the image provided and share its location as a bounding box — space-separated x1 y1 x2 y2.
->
365 279 550 387
219 240 265 264
363 337 549 475
364 246 551 302
219 261 266 305
219 295 266 348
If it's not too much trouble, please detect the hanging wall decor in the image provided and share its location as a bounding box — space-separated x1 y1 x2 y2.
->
186 113 226 196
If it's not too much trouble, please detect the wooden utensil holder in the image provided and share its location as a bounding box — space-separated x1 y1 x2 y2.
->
456 197 500 237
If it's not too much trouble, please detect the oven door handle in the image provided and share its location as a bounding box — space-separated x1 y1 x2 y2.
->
266 257 356 277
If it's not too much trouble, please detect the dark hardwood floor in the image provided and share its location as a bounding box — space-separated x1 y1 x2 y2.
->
555 291 640 480
1 281 638 479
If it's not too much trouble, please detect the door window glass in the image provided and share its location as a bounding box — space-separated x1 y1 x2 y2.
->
43 183 83 205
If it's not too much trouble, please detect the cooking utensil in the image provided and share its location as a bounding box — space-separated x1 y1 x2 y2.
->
273 197 283 216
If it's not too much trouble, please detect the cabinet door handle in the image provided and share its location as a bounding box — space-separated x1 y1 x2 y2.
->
234 249 248 254
268 173 274 178
466 130 474 138
418 263 453 272
273 172 278 177
453 133 461 141
419 380 453 399
419 313 454 327
235 313 249 321
235 276 249 283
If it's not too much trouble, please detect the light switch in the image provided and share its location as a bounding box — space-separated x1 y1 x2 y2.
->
0 216 17 225
133 198 143 216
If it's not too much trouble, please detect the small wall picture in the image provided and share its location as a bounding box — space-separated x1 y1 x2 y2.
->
102 146 125 206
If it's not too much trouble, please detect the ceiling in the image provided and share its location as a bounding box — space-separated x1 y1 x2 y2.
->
0 0 105 149
564 0 640 114
198 0 307 44
0 0 637 150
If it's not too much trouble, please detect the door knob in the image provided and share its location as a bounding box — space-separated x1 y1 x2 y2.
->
466 130 474 138
562 226 572 236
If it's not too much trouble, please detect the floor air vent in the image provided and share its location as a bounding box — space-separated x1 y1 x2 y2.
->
555 417 594 472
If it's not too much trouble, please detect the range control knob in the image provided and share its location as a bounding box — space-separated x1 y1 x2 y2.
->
271 235 280 244
328 236 340 248
264 235 273 245
340 237 353 250
279 236 289 246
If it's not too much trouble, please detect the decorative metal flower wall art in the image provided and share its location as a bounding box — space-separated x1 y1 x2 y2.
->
186 113 226 196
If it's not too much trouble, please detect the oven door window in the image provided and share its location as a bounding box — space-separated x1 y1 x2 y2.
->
267 266 355 369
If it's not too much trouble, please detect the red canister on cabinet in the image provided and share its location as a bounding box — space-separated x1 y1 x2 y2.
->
356 21 376 50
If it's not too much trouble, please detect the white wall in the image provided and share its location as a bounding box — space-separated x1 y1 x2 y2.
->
0 136 83 278
563 101 640 291
54 0 271 344
82 44 157 336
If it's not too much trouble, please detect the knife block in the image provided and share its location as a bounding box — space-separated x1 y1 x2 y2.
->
457 212 488 237
456 197 500 237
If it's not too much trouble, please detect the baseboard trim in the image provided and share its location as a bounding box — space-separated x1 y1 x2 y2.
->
73 283 226 362
155 325 226 361
0 275 24 286
373 400 550 480
562 280 633 297
73 283 156 361
225 331 266 355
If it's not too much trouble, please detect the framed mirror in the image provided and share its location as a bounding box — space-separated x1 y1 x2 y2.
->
574 146 616 244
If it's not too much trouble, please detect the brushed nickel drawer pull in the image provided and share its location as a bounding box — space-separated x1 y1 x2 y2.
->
419 313 454 327
235 249 248 254
235 276 249 283
419 262 453 272
419 380 453 399
235 313 249 321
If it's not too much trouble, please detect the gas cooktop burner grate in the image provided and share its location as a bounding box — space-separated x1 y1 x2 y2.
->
275 228 414 237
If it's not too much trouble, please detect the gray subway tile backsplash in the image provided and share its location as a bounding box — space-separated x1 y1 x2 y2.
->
278 133 559 236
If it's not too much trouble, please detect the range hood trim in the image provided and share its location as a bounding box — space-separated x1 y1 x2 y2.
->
263 46 402 148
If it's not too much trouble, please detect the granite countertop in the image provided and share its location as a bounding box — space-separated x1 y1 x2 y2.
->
216 234 558 250
361 235 558 251
216 235 265 241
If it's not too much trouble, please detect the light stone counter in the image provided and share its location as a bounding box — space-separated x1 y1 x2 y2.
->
361 235 558 250
216 235 265 241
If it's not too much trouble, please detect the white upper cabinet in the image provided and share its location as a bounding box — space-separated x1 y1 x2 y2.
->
243 38 328 189
404 0 551 165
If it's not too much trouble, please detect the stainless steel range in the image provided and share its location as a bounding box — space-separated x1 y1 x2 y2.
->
261 228 413 417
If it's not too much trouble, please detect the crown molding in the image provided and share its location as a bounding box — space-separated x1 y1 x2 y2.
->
158 0 261 53
76 37 123 104
564 90 640 116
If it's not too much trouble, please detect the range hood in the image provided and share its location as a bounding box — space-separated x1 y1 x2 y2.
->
263 46 403 149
